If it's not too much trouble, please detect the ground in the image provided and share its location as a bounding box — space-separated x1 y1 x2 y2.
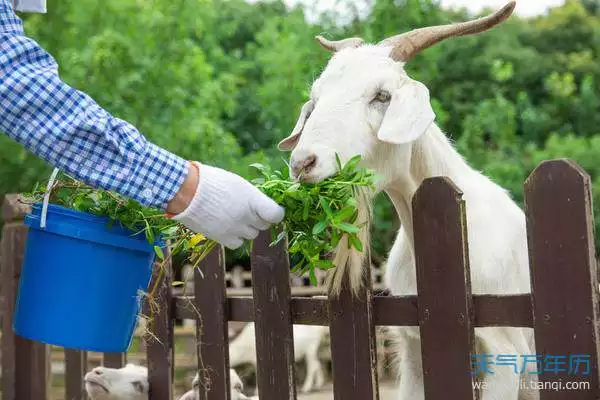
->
297 382 397 399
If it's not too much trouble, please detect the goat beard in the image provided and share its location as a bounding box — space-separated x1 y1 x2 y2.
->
324 187 373 298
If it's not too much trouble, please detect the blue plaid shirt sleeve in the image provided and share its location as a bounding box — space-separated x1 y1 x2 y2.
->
0 0 189 209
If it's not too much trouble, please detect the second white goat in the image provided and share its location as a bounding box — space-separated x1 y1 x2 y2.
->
229 322 328 394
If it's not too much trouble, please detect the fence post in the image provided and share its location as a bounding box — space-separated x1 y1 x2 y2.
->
412 177 475 399
65 349 88 400
525 159 600 399
251 227 297 399
194 244 231 400
1 195 51 400
328 270 379 400
146 256 174 400
103 352 127 368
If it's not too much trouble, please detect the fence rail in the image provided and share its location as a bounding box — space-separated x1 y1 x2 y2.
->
1 158 599 400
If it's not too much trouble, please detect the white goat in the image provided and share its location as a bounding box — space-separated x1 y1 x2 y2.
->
178 368 253 400
84 364 148 400
278 2 537 399
229 322 328 394
84 364 250 400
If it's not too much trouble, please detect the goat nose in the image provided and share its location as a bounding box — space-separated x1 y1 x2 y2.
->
291 153 317 177
93 368 104 375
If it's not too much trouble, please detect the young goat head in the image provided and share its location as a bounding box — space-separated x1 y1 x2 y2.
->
84 364 148 400
279 1 517 295
183 369 251 400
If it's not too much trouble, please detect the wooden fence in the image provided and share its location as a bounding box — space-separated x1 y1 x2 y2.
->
1 158 599 399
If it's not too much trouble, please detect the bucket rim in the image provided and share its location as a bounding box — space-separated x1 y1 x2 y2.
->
27 202 166 249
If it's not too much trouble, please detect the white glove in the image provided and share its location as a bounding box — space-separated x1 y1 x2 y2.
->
172 162 285 249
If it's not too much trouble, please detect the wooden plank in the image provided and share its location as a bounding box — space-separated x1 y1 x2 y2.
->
194 245 230 400
412 177 475 400
1 194 30 222
251 228 297 399
66 349 88 400
471 294 532 327
0 220 26 400
102 352 126 368
15 336 51 400
146 259 174 400
175 294 533 327
524 159 600 399
328 272 379 400
1 196 50 400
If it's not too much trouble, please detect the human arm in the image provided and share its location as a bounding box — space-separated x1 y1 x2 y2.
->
0 1 284 247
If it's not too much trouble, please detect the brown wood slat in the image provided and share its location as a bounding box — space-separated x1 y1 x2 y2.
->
413 177 475 400
251 228 297 399
66 349 88 400
102 352 126 368
1 216 26 400
1 196 50 400
472 294 533 327
175 294 533 327
194 245 230 400
15 336 51 400
524 159 600 399
291 296 328 325
1 194 30 221
146 260 174 400
328 273 379 400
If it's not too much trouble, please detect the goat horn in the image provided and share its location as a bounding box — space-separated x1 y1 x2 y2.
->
379 1 516 62
315 35 365 52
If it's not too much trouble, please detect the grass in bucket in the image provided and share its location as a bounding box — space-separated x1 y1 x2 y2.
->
23 155 378 343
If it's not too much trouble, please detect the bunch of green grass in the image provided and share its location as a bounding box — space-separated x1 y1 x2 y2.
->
24 155 377 285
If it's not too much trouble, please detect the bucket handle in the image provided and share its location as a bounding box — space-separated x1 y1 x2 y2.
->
41 168 61 230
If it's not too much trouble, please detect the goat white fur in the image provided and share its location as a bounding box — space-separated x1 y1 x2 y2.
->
178 368 252 400
84 364 249 400
229 322 328 394
84 364 148 400
278 2 538 399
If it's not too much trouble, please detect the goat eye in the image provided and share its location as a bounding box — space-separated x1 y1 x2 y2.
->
131 381 145 392
373 90 391 103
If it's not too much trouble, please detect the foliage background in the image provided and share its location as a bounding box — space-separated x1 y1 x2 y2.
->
2 0 599 265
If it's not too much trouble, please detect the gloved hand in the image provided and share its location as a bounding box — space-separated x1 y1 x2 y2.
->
171 162 285 249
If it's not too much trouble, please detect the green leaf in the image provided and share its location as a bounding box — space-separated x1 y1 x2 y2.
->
335 153 343 170
312 220 328 235
348 234 363 252
319 197 333 219
343 154 362 172
154 245 165 260
314 259 335 270
249 163 266 171
336 222 360 234
332 206 356 224
309 268 318 286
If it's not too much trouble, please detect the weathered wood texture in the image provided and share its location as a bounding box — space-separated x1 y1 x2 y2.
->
66 350 88 400
525 159 600 399
328 271 379 400
251 228 297 400
103 352 127 368
194 245 231 400
146 259 174 400
413 177 475 400
176 294 533 327
1 195 50 400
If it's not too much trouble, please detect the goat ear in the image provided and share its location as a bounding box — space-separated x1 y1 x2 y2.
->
278 100 314 151
376 79 435 145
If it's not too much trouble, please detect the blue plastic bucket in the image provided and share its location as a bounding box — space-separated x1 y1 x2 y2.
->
13 203 159 352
